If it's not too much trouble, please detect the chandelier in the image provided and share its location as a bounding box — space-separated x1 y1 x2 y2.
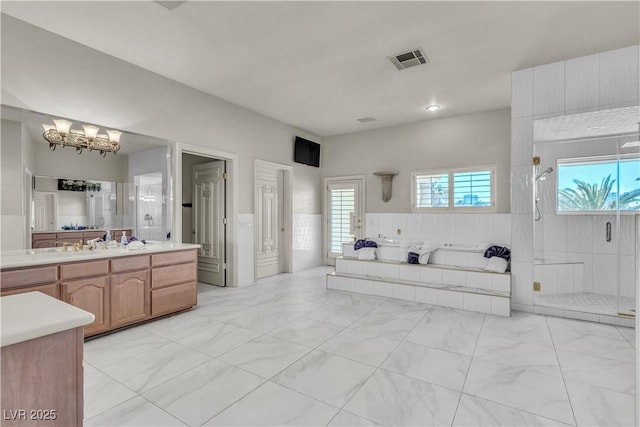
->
42 119 122 157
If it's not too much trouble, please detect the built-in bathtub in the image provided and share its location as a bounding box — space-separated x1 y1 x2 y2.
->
343 238 494 269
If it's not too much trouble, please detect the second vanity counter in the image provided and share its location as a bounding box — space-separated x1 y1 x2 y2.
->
1 243 201 337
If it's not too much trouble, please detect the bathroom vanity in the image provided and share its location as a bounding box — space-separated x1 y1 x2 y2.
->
0 243 200 337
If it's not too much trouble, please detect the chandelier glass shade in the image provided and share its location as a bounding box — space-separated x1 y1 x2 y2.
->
42 119 122 157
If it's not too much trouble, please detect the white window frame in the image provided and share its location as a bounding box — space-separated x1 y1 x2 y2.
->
411 165 496 213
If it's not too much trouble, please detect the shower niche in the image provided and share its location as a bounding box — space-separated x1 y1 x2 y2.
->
532 106 639 319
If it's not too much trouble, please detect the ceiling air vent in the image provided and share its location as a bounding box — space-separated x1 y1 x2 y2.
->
154 1 186 10
357 117 377 123
388 48 429 71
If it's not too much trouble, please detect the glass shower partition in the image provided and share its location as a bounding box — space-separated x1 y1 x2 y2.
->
532 108 639 321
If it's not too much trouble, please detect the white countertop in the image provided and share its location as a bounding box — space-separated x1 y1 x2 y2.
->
1 291 95 347
1 242 201 269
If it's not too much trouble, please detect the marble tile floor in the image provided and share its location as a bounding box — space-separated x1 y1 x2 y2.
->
83 267 636 426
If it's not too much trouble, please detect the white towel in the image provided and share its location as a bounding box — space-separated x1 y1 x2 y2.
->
357 247 376 260
485 256 508 273
418 251 431 265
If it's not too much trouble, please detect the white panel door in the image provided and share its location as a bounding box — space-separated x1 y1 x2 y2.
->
255 168 283 279
32 191 57 231
326 179 364 265
193 161 226 286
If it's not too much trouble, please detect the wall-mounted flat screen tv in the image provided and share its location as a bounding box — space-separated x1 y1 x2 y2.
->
293 136 320 167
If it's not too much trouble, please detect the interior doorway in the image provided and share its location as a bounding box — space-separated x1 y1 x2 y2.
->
254 160 292 280
181 153 227 287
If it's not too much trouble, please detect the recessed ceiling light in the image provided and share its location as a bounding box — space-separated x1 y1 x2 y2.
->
426 105 440 112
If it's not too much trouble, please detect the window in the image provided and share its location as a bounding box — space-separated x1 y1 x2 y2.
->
412 166 495 212
329 187 355 253
557 155 640 213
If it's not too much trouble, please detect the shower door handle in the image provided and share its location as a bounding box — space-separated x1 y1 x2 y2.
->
606 221 612 242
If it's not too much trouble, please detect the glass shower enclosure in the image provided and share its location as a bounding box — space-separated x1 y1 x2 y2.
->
532 106 639 320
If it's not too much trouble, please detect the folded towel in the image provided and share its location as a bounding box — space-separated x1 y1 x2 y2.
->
418 251 431 265
407 252 419 264
483 245 511 261
354 239 378 250
485 256 508 273
357 247 376 260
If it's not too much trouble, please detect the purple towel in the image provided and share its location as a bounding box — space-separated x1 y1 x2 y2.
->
354 239 378 250
407 252 419 264
483 245 511 261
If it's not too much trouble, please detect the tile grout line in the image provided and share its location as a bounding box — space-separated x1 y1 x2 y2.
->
546 315 579 427
324 305 434 425
450 312 486 427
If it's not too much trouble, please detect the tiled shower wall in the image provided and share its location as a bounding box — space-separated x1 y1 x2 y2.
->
511 44 640 312
364 213 511 247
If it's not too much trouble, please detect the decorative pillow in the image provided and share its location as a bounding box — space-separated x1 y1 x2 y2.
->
485 256 508 273
354 239 378 250
357 247 377 260
407 252 419 264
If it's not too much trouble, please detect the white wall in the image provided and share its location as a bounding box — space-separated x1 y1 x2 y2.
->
2 16 323 272
1 119 26 249
322 109 511 213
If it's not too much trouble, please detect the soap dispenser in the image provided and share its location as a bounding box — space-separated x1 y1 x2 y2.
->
121 231 128 246
105 229 112 242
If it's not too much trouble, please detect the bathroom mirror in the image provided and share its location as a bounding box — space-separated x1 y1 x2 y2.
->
1 105 174 248
32 175 119 231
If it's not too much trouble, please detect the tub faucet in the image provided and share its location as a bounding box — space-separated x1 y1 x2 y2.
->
55 241 71 252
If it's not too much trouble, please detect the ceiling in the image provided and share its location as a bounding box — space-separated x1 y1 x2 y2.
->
2 1 639 137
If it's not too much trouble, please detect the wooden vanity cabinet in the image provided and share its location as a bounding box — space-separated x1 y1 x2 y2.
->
110 255 150 328
60 261 110 337
151 250 197 317
1 247 197 337
0 265 59 298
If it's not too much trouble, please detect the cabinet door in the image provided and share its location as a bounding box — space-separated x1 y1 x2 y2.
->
110 270 150 328
61 277 110 336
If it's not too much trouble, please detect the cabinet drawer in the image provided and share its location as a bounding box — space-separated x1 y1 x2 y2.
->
57 232 83 240
152 263 196 288
0 283 59 299
32 233 57 240
151 282 196 317
152 250 196 267
111 255 150 273
33 239 56 249
60 260 109 280
1 266 58 289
